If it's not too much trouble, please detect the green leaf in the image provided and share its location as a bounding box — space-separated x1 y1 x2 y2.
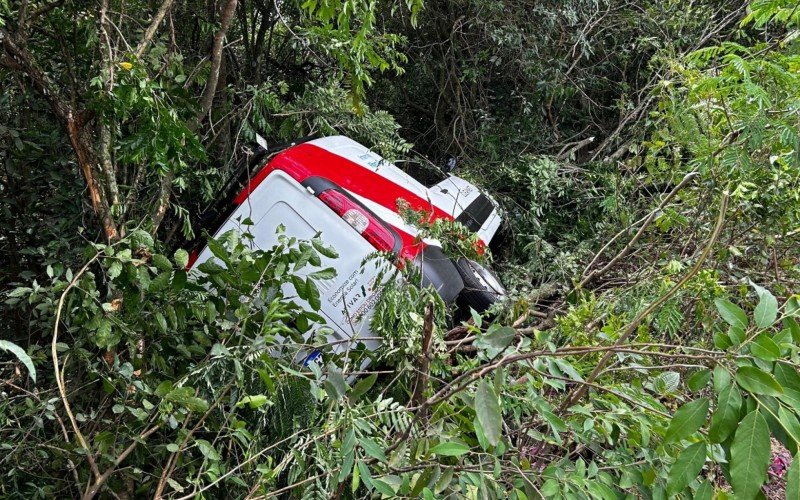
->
714 330 733 349
129 229 154 249
736 366 783 396
750 334 780 361
714 365 732 393
475 381 502 447
150 271 171 292
360 437 387 463
165 386 209 413
694 480 713 500
687 369 711 391
728 325 746 347
152 253 173 272
307 279 321 311
309 267 337 280
339 452 354 483
430 442 470 457
473 416 489 451
206 237 231 266
709 385 742 443
730 409 770 500
753 285 778 328
715 298 748 329
665 398 709 443
372 479 396 496
107 260 123 279
785 317 800 343
174 249 189 268
312 238 339 258
778 406 800 445
774 364 800 409
0 340 35 383
155 381 173 397
195 439 221 461
236 394 269 409
476 326 516 352
171 270 187 291
349 373 377 403
323 364 347 400
787 453 800 500
667 441 706 496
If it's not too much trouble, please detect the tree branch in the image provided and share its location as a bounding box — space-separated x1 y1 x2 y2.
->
562 190 730 410
197 0 238 119
1 26 119 240
134 0 176 59
52 254 103 483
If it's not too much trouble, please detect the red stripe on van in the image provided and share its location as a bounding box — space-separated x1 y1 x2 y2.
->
234 143 453 222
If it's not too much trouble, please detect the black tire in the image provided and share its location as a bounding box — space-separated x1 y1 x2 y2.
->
454 258 506 313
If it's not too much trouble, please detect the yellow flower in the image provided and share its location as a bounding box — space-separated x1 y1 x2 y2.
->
119 62 133 71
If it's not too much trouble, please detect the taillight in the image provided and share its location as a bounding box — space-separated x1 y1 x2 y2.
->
318 190 398 254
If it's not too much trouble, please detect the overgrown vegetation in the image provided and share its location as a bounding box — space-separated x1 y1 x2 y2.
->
2 0 800 498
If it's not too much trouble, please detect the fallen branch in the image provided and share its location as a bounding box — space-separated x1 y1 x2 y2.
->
562 189 729 410
580 170 698 288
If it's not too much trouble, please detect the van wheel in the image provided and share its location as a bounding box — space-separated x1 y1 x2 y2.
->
454 258 505 313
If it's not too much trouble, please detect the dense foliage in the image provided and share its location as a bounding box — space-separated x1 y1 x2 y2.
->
2 0 800 498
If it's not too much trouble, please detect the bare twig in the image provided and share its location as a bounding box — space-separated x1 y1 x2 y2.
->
410 302 435 407
52 253 102 483
580 170 698 287
197 0 239 118
82 423 162 499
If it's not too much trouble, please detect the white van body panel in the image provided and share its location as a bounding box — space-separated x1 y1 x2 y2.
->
192 170 388 356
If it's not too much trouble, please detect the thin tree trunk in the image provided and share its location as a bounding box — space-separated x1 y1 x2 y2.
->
134 0 176 59
150 0 238 234
197 0 238 119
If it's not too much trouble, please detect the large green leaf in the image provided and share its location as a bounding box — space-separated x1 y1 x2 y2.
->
752 284 778 328
730 409 770 500
430 442 470 457
736 366 783 396
709 385 742 443
349 373 377 403
693 480 713 500
715 298 748 329
665 398 709 443
775 363 800 409
787 453 800 500
786 317 800 343
667 441 706 496
713 365 732 393
750 334 780 361
474 326 515 356
360 437 387 463
687 369 711 391
778 406 800 446
0 340 35 383
475 381 502 447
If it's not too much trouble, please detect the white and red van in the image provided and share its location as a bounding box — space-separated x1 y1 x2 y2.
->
187 136 505 360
